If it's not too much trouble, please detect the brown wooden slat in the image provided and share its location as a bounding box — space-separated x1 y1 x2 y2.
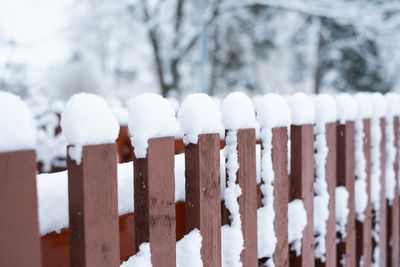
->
0 150 42 267
185 133 221 267
387 116 399 267
67 144 120 267
134 137 176 267
336 122 356 267
272 127 290 266
316 122 337 267
290 124 315 267
355 119 372 267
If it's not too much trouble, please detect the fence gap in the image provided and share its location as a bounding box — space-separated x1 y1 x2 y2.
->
185 133 221 267
336 121 356 267
134 136 176 266
67 143 120 267
355 119 372 267
290 124 315 267
315 122 337 267
387 116 399 267
0 150 42 267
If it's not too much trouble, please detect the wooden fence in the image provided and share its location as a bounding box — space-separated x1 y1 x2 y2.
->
1 116 399 267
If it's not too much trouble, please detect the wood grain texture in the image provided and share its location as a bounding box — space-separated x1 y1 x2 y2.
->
134 137 176 267
336 122 356 267
316 122 337 267
0 150 42 267
67 143 120 267
289 124 314 267
185 133 221 267
355 119 372 267
387 116 399 267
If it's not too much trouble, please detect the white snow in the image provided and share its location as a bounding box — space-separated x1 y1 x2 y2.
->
120 242 152 267
37 162 133 236
0 91 37 153
384 93 399 204
176 229 203 267
353 93 372 222
178 93 223 145
221 130 244 267
335 93 358 124
287 92 315 125
288 199 307 256
313 94 336 261
335 186 349 239
255 93 291 128
128 93 179 158
221 92 257 130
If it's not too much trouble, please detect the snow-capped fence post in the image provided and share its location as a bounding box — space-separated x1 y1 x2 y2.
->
255 94 291 266
133 136 176 266
220 93 258 267
387 115 399 267
179 94 223 267
61 93 121 267
288 93 315 267
129 93 179 267
353 94 372 267
335 94 357 267
384 93 400 267
313 95 337 267
0 92 42 267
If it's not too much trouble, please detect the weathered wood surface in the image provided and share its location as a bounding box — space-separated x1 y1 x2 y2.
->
290 124 314 267
134 137 176 267
0 150 42 267
67 143 120 267
355 119 372 267
185 133 221 267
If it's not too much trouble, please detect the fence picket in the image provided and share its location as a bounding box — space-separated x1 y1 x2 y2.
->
0 150 42 267
67 144 119 267
185 133 221 267
290 124 315 267
134 136 176 266
355 119 372 267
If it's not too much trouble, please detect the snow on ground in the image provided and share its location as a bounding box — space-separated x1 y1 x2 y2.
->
0 91 37 153
313 94 336 262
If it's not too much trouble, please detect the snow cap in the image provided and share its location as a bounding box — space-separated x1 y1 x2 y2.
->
354 93 373 119
385 92 400 117
370 92 387 118
61 93 119 146
335 93 358 124
0 91 37 153
221 92 257 130
314 94 337 124
255 93 291 128
287 92 315 125
178 93 223 145
129 93 179 158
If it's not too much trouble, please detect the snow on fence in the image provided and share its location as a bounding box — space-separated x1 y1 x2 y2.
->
1 91 400 267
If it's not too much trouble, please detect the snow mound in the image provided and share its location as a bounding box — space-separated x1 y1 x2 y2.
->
177 229 203 267
61 93 119 146
314 94 337 124
178 93 223 145
287 92 315 125
335 186 349 239
288 199 307 256
221 92 256 130
354 93 373 119
255 93 291 128
0 91 36 153
335 93 357 124
128 93 179 158
121 242 152 267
